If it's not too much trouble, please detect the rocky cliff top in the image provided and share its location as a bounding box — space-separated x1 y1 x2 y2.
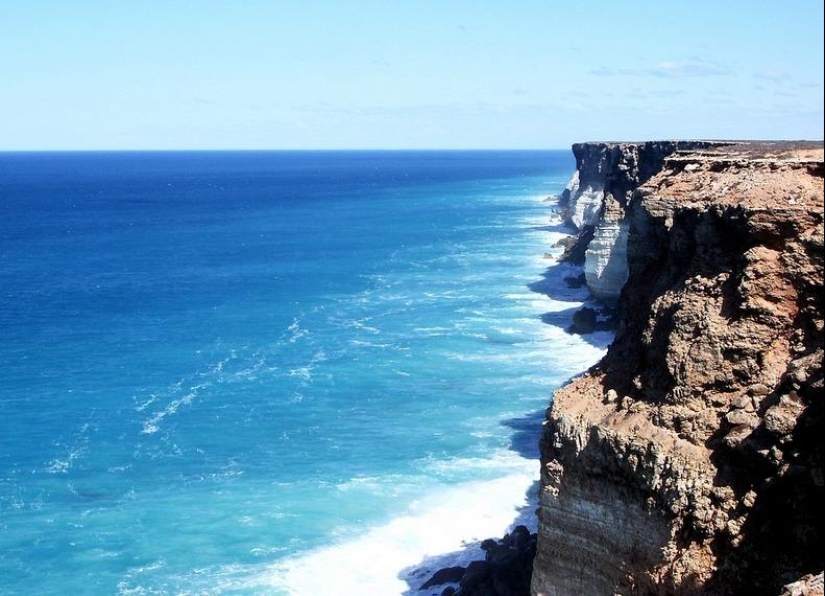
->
533 142 824 596
652 143 823 208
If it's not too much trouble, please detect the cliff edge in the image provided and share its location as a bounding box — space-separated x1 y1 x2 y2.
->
533 142 824 595
558 140 729 300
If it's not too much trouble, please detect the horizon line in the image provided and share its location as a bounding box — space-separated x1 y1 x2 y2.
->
3 139 821 154
0 147 574 154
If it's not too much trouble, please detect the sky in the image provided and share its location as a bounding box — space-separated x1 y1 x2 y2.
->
1 0 823 150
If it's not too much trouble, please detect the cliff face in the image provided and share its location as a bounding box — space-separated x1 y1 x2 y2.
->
534 142 824 595
559 141 726 300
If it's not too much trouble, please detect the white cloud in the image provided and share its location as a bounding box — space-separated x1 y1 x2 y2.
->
649 60 729 77
588 59 730 79
755 69 791 81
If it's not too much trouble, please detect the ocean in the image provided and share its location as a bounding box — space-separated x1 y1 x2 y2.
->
0 151 610 595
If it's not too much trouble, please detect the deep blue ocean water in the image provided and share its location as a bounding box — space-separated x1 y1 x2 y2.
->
0 151 610 595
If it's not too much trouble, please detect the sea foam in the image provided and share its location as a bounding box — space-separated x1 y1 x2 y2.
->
260 452 538 596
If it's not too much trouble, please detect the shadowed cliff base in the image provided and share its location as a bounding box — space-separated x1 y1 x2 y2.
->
502 410 546 460
527 259 616 349
533 141 824 595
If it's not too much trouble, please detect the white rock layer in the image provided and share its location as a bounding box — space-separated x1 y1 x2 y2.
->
584 218 629 301
568 184 604 230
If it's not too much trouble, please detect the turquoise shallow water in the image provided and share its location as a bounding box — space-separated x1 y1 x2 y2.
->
0 151 609 594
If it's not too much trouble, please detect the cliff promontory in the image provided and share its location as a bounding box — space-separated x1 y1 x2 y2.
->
534 142 824 595
558 141 727 300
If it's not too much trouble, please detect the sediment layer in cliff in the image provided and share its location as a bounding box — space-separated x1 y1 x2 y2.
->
558 140 729 300
534 142 824 596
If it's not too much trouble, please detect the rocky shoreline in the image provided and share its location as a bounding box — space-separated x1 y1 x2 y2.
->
415 141 823 596
414 525 538 596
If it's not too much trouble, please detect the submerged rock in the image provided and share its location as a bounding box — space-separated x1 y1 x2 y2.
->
570 306 598 334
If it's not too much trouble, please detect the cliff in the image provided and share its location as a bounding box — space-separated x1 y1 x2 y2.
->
533 142 824 595
559 141 728 300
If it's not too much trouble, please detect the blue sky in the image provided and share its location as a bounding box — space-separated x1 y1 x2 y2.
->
1 1 822 149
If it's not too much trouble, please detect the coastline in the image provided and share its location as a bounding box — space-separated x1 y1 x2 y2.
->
414 141 823 596
398 191 613 596
260 188 613 596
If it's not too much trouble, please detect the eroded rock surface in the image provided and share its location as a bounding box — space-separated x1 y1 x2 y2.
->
534 142 824 595
559 141 726 299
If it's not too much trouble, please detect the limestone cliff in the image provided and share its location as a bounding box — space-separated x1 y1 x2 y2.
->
534 142 824 595
559 141 726 300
